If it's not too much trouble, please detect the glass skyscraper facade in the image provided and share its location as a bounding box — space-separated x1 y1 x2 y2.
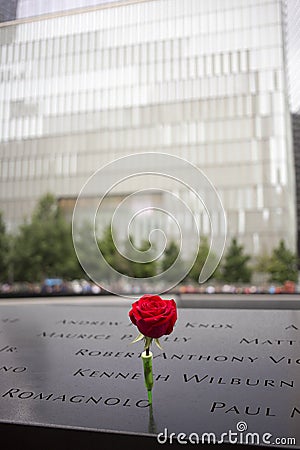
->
16 0 119 21
285 0 300 113
293 112 300 256
0 0 297 257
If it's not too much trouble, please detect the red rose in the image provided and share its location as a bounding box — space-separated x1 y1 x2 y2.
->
129 294 177 339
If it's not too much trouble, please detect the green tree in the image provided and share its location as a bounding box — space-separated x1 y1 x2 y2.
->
12 193 81 282
0 212 9 282
160 240 186 284
220 237 252 283
188 237 209 282
73 220 102 279
254 251 271 274
161 240 180 272
119 234 140 277
188 236 220 282
267 240 298 284
130 239 158 278
98 224 118 269
98 227 158 279
97 224 128 279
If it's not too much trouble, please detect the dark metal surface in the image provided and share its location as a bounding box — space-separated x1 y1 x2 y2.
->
0 302 299 448
176 293 300 309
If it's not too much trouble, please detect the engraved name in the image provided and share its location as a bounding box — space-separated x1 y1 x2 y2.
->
75 349 258 363
183 374 293 388
185 323 233 329
1 318 19 323
37 332 111 340
120 334 191 343
0 345 17 353
2 388 149 408
0 366 27 373
269 356 300 365
240 338 297 345
72 369 170 381
56 320 124 326
210 402 276 416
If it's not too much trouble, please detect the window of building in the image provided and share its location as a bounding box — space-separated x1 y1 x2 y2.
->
205 55 212 76
1 160 8 179
231 52 239 73
214 54 221 76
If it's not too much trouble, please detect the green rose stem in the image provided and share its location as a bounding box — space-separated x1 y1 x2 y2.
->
130 334 163 404
142 349 153 404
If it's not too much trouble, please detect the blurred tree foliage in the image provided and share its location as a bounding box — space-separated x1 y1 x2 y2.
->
73 220 102 279
0 212 9 282
1 196 299 287
254 251 271 274
97 224 127 280
188 236 209 282
98 226 158 278
12 193 82 282
161 240 180 272
160 240 186 283
219 237 252 283
188 236 220 283
265 240 298 284
132 239 157 278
